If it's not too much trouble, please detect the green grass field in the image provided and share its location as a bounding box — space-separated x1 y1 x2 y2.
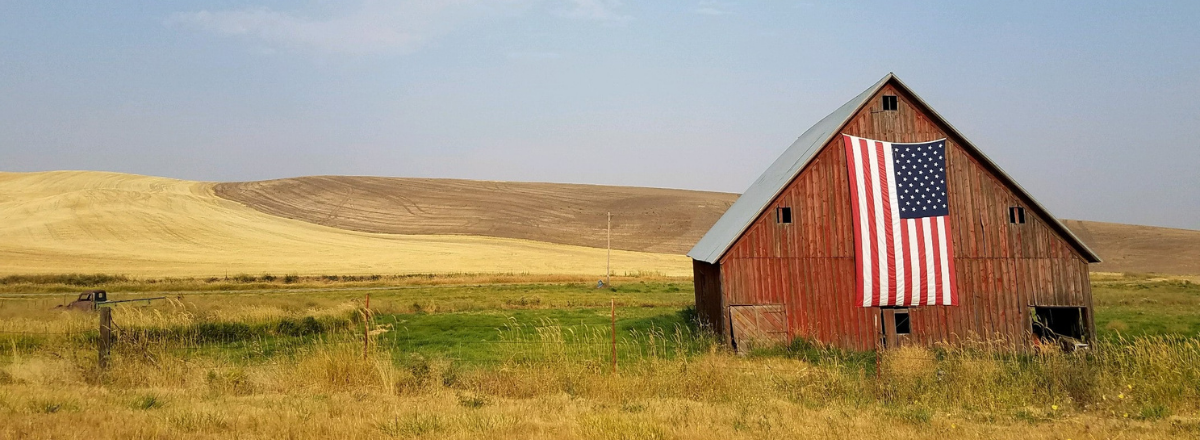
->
2 274 1199 439
1093 275 1200 337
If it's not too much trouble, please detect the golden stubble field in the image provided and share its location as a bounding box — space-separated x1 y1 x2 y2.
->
0 171 690 277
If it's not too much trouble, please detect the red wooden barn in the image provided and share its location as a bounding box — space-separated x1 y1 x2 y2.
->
689 74 1101 351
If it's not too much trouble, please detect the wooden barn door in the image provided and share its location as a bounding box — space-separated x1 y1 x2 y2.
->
729 305 787 352
879 308 912 349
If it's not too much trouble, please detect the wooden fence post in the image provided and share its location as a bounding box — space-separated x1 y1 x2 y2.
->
99 307 112 371
364 294 371 361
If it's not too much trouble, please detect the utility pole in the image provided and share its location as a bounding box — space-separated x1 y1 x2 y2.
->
606 212 611 287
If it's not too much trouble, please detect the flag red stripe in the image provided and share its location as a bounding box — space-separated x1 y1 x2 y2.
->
900 219 912 306
842 135 867 306
944 218 959 305
914 217 928 301
858 138 881 306
931 218 943 305
875 140 898 307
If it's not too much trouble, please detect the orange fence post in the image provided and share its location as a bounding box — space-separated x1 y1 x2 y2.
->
364 294 370 361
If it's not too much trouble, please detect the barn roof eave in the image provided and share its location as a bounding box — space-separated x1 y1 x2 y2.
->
686 74 893 264
687 73 1101 265
885 75 1101 263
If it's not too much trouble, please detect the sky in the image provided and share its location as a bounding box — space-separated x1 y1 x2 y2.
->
1 1 1198 230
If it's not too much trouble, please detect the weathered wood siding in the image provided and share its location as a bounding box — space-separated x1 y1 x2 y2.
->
718 82 1093 350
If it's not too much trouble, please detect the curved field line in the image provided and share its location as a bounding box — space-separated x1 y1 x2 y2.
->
0 171 691 277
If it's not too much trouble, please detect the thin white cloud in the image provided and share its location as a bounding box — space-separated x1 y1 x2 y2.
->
560 0 631 23
506 51 563 60
693 1 732 16
167 1 518 55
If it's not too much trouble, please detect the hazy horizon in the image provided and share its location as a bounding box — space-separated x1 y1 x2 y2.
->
2 1 1198 230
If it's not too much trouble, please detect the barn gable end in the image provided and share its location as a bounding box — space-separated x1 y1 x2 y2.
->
691 74 1099 350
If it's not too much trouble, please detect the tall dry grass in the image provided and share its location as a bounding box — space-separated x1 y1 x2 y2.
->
2 314 1199 438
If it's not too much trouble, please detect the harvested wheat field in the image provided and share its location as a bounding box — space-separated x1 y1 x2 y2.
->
216 176 1200 276
0 171 690 277
1062 220 1200 275
215 176 737 254
5 170 1198 278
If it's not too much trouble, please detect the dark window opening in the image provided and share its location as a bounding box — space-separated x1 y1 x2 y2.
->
894 309 911 335
1009 206 1026 224
1032 306 1088 350
776 207 792 224
882 95 898 111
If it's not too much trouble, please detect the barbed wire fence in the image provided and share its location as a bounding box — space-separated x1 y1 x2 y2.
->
0 304 1136 378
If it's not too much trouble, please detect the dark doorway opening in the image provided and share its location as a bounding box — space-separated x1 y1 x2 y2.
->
1031 306 1089 351
894 310 911 335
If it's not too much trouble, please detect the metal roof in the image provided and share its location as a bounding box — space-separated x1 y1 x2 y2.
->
688 73 1100 264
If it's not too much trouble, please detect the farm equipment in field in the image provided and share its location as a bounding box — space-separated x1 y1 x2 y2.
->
62 290 165 311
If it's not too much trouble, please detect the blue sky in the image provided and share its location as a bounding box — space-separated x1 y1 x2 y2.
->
2 1 1198 230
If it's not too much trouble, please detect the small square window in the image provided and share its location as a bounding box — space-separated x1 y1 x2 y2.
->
894 310 911 335
882 95 898 111
776 207 792 224
1009 206 1026 224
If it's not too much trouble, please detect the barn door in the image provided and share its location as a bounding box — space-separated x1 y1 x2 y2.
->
729 305 787 353
879 308 911 349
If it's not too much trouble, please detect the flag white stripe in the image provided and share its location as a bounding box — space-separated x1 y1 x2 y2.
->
907 219 920 306
938 217 952 305
884 142 904 306
922 217 936 305
866 141 888 305
850 138 873 307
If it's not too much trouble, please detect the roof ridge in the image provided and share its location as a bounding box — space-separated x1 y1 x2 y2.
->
688 74 1100 264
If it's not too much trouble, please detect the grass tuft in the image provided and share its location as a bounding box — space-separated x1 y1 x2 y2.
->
131 394 165 410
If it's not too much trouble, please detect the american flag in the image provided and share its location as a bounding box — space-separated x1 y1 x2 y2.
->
842 134 959 307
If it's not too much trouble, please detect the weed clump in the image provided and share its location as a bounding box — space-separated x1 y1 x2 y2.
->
131 394 165 410
275 317 324 337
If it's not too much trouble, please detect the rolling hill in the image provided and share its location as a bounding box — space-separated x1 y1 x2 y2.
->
217 176 1200 276
3 171 1195 277
0 171 690 277
214 176 736 255
1060 219 1200 275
